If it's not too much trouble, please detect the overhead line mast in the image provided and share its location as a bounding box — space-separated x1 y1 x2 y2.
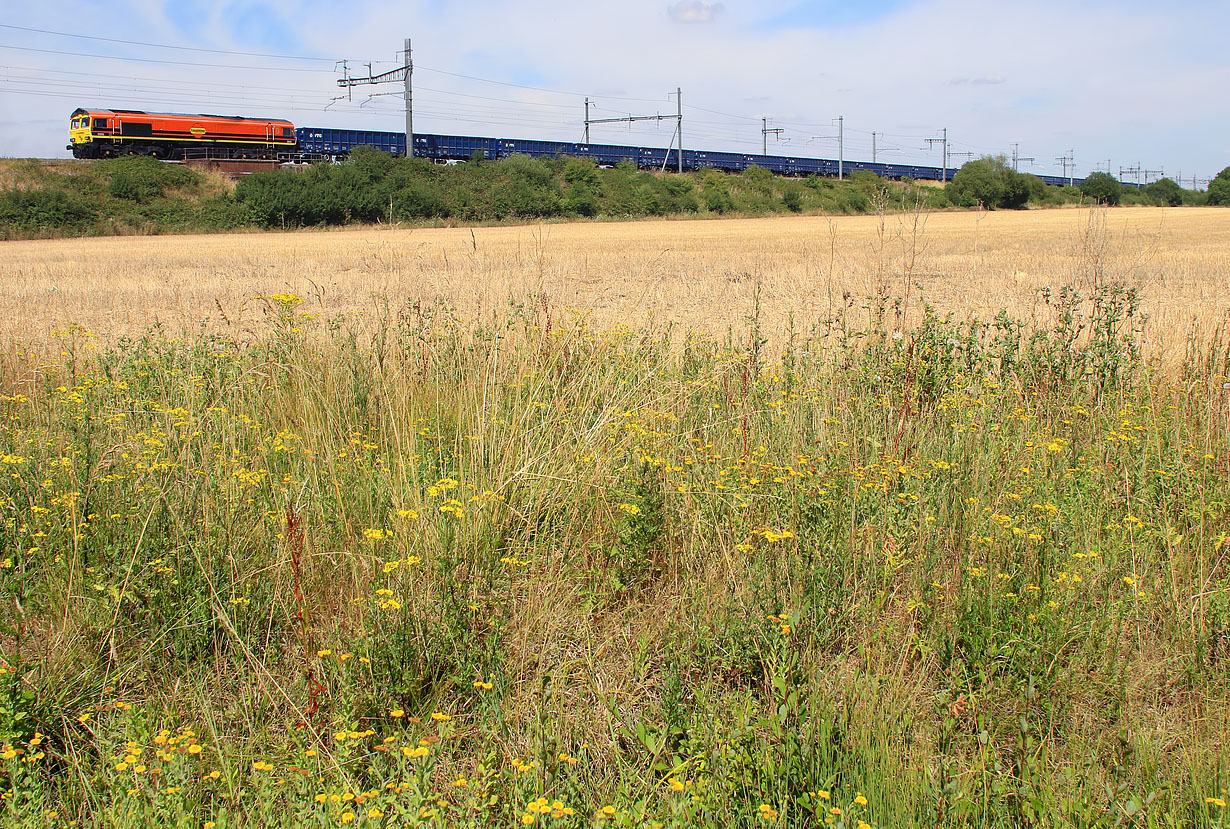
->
925 128 948 182
1055 149 1075 186
336 38 414 158
837 116 843 180
1011 142 1035 171
761 118 784 155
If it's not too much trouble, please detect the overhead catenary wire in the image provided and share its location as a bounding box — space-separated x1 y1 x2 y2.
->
1 63 337 94
0 85 377 113
0 43 335 72
1 64 587 113
1 84 583 131
682 102 759 121
0 23 333 61
416 65 663 104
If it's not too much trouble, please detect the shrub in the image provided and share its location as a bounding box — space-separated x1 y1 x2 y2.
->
101 156 201 202
234 169 310 226
494 155 562 218
700 171 734 214
741 165 776 195
0 188 97 236
194 196 256 230
389 177 449 221
235 161 388 226
848 170 886 196
108 171 162 202
562 158 601 217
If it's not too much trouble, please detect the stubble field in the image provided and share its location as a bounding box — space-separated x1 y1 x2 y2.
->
1 206 1229 827
2 206 1229 355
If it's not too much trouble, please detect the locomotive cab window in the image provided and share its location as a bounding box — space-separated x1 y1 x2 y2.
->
93 118 107 130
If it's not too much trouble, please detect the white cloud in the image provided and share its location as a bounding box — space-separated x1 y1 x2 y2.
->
667 1 724 23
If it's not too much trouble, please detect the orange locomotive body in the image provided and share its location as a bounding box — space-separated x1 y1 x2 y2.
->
67 107 296 160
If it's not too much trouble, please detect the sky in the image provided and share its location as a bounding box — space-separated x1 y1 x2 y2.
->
2 0 1228 184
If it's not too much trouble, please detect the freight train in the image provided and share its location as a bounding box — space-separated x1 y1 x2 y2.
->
67 107 1083 187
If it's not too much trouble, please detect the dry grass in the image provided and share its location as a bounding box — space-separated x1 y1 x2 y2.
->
2 206 1228 358
3 205 1229 825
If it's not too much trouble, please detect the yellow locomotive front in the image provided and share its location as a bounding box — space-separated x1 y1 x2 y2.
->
67 113 92 152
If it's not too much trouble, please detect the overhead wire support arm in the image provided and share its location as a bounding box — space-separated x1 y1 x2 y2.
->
584 114 674 126
336 62 411 86
584 88 683 173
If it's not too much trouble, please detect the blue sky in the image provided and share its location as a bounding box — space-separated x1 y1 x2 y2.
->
2 0 1229 184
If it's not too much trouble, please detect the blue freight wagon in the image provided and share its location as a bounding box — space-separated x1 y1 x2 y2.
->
293 127 1086 187
295 127 405 157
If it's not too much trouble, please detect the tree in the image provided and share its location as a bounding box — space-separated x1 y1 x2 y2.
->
948 159 1004 208
1144 177 1183 207
1079 172 1122 206
1001 168 1032 209
1023 173 1052 205
947 156 1032 209
1208 166 1230 206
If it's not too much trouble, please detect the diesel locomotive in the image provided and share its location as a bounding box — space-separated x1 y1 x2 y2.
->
67 107 296 160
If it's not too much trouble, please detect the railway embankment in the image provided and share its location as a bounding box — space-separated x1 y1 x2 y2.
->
1 150 1210 240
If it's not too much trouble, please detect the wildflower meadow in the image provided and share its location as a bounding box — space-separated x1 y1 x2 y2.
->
2 224 1229 827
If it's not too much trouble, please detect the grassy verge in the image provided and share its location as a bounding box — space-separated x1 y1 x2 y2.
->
1 287 1229 827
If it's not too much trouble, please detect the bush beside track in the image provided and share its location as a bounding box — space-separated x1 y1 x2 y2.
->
0 149 1216 240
